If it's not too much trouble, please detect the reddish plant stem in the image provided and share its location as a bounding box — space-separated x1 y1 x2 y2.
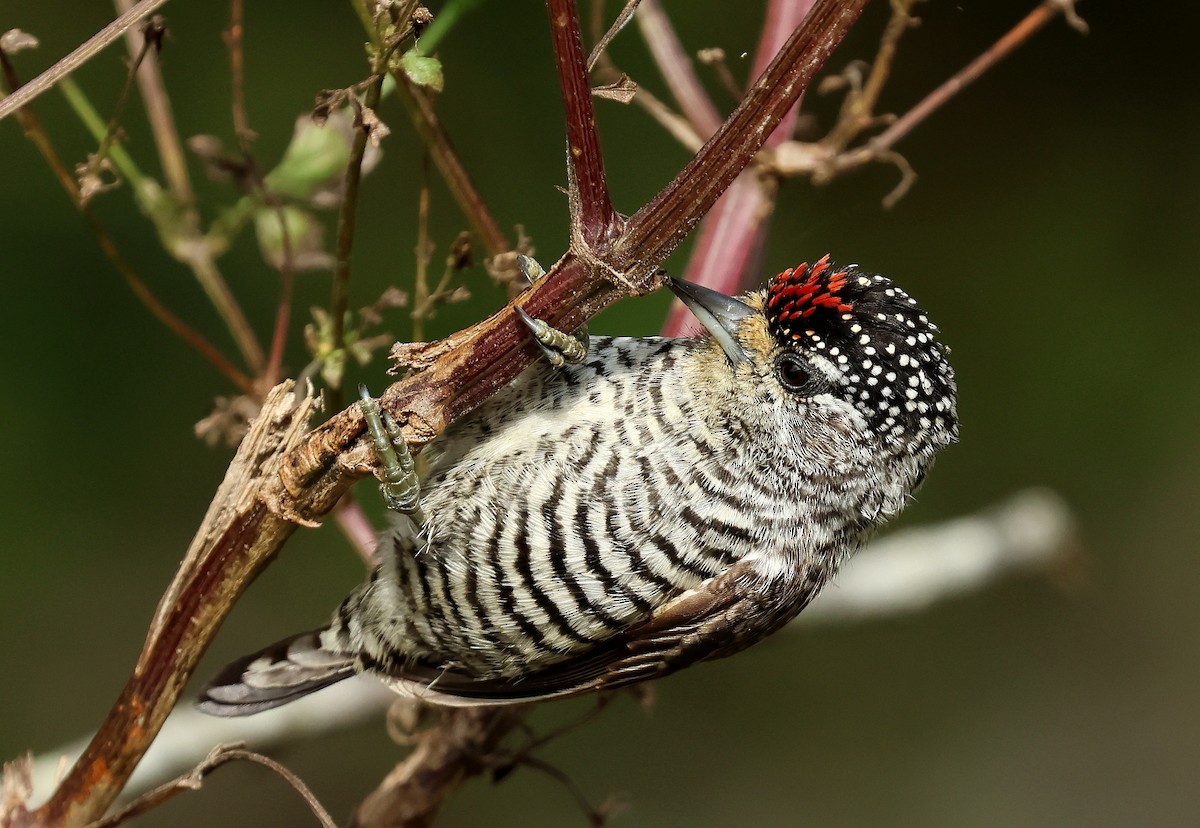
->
547 0 620 248
661 0 817 336
617 0 857 271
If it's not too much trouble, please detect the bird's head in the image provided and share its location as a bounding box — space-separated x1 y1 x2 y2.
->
671 256 958 506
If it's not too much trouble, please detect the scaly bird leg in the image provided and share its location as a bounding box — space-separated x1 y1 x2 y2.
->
515 255 589 367
359 385 426 527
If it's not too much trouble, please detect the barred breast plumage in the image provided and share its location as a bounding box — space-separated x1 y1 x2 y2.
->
199 257 957 713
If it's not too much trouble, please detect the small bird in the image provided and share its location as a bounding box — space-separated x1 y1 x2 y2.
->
199 256 957 714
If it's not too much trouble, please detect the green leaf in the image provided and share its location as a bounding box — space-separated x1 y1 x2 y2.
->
400 51 444 92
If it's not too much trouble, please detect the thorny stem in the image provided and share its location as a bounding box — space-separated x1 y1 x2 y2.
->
548 0 621 249
24 3 867 825
0 55 256 394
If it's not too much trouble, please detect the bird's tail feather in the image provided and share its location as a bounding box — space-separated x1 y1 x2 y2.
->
197 629 355 717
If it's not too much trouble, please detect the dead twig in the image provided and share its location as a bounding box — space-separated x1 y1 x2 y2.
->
0 0 171 123
87 744 336 828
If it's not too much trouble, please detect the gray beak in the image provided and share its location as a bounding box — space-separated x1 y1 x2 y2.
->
669 278 756 365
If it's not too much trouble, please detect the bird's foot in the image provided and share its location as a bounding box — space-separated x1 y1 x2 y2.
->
515 254 589 368
359 385 426 526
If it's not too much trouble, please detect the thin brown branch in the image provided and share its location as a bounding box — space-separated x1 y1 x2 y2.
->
394 79 511 261
222 0 296 388
79 20 156 202
350 707 529 828
0 52 256 395
114 0 266 375
227 0 250 145
88 744 336 828
585 0 642 71
30 4 868 824
330 69 390 404
114 3 193 206
872 0 1082 151
0 0 171 123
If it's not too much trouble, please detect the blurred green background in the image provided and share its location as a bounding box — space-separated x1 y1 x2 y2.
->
2 1 1197 826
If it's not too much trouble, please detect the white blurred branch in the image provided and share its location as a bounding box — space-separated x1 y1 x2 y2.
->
24 487 1075 805
803 487 1076 622
27 680 396 809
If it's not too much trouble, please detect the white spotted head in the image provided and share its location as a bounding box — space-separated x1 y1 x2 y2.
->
761 255 958 458
671 256 957 486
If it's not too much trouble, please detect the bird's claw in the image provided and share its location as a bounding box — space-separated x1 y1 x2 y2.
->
514 255 589 368
359 385 426 526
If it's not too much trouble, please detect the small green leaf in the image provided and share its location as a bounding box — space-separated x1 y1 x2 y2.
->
400 51 444 92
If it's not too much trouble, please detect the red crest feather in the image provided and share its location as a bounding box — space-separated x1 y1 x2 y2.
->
766 255 853 341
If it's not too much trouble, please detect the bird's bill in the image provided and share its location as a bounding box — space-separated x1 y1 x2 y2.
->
668 278 756 364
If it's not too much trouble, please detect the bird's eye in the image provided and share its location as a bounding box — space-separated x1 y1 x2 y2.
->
775 354 818 393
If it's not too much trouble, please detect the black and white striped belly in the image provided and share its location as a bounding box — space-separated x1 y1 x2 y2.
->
362 337 795 678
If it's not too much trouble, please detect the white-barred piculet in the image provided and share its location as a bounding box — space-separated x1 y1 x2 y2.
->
199 256 957 714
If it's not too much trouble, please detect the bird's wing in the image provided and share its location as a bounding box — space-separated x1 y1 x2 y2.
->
381 559 826 706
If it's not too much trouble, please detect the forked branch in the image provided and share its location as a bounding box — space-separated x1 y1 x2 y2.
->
18 2 869 826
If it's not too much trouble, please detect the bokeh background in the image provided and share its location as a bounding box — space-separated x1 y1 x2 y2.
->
2 1 1197 826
